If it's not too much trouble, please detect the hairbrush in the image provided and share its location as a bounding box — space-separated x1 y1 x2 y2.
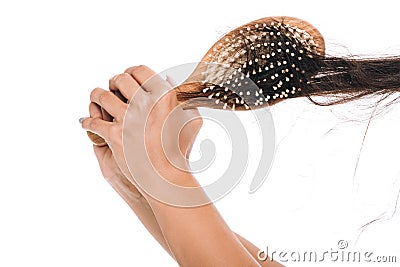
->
87 16 326 146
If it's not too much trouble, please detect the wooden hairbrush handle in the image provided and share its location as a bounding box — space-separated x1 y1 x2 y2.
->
87 131 107 147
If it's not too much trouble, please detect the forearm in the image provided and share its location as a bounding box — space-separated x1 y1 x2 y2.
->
234 233 284 267
142 166 261 267
106 173 175 259
109 173 281 266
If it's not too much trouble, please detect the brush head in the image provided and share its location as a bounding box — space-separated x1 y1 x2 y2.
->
178 16 326 110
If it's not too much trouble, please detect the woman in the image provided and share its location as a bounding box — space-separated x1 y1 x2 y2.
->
80 16 400 266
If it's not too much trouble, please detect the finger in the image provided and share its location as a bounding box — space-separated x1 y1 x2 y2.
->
183 104 201 116
86 102 107 146
89 102 103 119
90 87 127 122
93 144 109 162
89 101 112 127
125 65 170 96
101 107 114 122
81 117 113 142
109 73 140 102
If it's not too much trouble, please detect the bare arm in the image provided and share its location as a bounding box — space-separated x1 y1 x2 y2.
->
108 171 283 266
105 172 175 259
147 173 258 267
82 65 283 266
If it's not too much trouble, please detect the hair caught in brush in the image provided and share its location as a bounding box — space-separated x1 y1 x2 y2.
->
176 17 400 110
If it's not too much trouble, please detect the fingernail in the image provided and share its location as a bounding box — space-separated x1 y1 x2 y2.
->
79 117 87 123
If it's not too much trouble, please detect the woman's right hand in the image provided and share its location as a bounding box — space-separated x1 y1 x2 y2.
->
83 66 203 199
82 66 203 188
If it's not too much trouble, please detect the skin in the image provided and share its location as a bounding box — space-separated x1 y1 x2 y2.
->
81 65 284 267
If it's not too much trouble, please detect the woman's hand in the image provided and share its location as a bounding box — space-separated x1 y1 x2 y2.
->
82 65 203 191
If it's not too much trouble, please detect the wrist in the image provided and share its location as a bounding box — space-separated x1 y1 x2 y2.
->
154 154 195 186
147 144 192 178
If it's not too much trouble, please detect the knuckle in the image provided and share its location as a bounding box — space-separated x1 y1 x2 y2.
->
89 88 96 100
90 87 103 101
97 91 109 105
130 65 148 75
82 118 92 129
88 118 99 129
124 66 138 75
114 73 129 85
108 75 117 88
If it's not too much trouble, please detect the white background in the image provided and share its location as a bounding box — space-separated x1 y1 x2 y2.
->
1 0 400 266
